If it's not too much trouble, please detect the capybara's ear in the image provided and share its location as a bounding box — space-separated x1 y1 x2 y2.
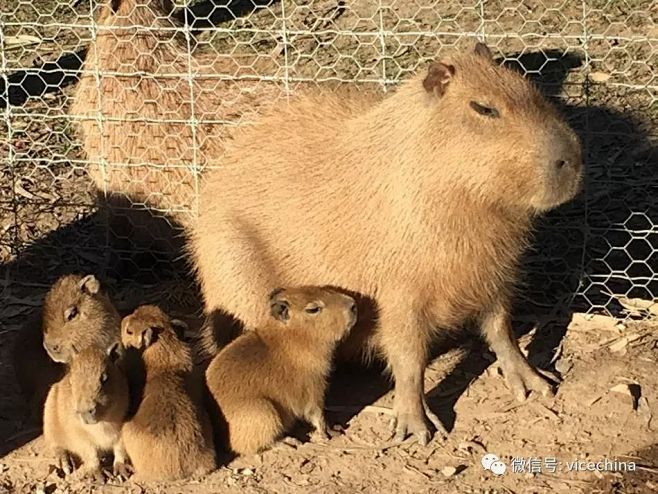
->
143 325 163 348
79 274 100 295
474 42 493 61
107 341 123 363
270 300 290 322
423 62 455 97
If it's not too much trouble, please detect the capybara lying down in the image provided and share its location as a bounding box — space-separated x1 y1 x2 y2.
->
191 42 582 445
120 305 216 481
43 344 129 481
70 0 281 255
206 287 357 455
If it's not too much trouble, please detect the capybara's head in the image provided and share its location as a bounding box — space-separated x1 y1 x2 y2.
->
43 274 120 363
68 344 125 425
121 305 188 350
268 287 357 341
419 42 582 213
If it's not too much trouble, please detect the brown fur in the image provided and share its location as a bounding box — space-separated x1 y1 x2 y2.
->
206 287 356 455
70 0 280 244
42 274 120 364
12 309 64 425
121 305 216 481
192 43 583 444
43 344 129 479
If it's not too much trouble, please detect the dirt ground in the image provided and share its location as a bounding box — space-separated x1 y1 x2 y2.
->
1 311 657 493
1 0 657 493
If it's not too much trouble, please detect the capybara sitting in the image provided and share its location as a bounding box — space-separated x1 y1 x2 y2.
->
13 274 119 423
206 287 357 455
70 0 280 257
121 305 216 481
43 344 129 480
191 42 583 445
42 274 120 364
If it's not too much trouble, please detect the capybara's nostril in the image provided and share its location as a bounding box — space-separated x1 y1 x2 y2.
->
555 159 567 170
350 302 358 316
51 344 61 354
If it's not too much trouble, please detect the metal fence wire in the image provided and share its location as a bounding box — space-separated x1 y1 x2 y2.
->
0 0 656 319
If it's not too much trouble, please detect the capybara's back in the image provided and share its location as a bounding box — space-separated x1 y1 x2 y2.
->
71 0 280 232
193 43 582 444
121 305 216 481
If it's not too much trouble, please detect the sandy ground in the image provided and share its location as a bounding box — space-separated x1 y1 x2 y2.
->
1 311 657 493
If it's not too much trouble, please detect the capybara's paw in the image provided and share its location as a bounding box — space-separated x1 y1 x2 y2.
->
503 360 556 401
310 427 330 444
74 465 106 483
389 411 432 446
112 461 133 480
54 451 75 476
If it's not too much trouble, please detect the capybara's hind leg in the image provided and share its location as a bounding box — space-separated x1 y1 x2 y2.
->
227 399 283 456
481 301 555 401
377 298 446 446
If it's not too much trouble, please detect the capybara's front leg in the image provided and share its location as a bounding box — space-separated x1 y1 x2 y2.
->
305 404 330 442
481 301 555 401
112 438 132 479
379 304 446 445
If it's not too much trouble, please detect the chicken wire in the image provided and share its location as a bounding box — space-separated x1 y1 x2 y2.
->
0 0 656 319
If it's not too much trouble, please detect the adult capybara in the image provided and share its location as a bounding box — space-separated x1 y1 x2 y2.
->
42 274 120 364
191 42 583 445
206 287 357 455
120 305 216 481
70 0 280 256
43 344 129 480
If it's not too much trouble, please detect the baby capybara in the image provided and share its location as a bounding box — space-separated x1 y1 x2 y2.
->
206 287 357 455
121 305 216 481
13 274 119 423
191 42 583 445
42 274 120 364
43 344 129 480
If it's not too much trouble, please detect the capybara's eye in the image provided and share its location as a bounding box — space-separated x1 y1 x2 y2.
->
469 101 500 118
305 305 322 315
65 305 78 321
126 328 133 336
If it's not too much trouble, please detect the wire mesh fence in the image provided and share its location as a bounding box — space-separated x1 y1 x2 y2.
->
0 0 656 318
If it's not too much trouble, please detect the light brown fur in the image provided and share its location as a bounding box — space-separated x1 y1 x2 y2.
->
121 305 216 481
42 274 120 364
43 344 129 480
206 287 357 456
70 0 280 239
192 43 583 444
